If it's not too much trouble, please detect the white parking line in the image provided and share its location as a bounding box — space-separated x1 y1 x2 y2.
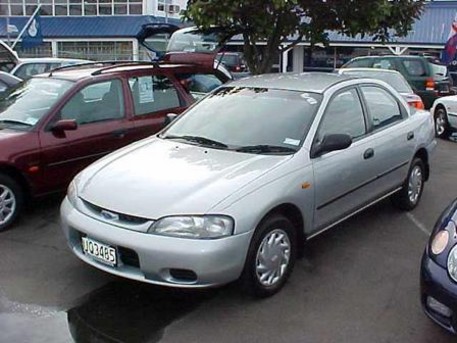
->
406 212 431 236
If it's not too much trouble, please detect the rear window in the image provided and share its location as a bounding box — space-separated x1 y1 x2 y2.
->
402 60 427 77
429 62 448 77
176 73 223 100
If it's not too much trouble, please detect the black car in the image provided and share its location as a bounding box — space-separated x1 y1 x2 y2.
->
421 198 457 333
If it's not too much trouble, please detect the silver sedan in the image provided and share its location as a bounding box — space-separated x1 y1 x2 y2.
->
61 73 436 297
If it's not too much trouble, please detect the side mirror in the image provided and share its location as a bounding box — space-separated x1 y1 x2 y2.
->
311 133 352 158
163 113 178 127
51 119 78 132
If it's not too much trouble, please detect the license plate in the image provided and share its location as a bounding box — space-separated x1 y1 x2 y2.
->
81 236 117 266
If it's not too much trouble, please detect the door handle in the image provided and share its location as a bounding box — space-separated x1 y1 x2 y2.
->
112 129 127 139
407 131 414 141
363 148 374 160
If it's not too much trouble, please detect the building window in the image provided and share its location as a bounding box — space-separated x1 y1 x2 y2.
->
10 4 24 15
0 0 142 16
114 3 127 14
98 4 112 15
129 2 142 14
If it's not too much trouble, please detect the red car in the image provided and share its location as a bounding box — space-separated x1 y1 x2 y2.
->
0 36 231 231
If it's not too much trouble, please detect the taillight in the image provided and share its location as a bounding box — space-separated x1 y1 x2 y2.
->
408 99 425 110
425 78 436 91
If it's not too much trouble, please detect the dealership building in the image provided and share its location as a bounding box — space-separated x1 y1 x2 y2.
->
1 0 457 69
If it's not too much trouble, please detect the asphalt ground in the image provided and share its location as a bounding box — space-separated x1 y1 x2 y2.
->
0 138 456 343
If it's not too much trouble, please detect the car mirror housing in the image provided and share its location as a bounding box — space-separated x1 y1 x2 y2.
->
311 133 352 158
51 119 78 132
163 113 178 127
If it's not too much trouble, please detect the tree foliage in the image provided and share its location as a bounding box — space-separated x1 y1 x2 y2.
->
183 0 425 74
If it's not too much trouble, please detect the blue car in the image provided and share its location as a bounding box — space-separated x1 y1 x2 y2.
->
421 198 457 333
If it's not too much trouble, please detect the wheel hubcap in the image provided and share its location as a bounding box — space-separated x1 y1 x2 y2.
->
408 166 423 205
0 184 16 225
255 229 291 287
435 112 446 136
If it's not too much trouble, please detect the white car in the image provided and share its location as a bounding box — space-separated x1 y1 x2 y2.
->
61 73 435 297
430 96 457 138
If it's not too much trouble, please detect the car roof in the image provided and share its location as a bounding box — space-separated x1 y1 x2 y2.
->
18 58 89 63
339 67 403 75
229 72 355 93
351 55 425 60
40 62 214 82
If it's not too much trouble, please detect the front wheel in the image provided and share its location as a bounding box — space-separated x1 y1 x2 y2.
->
434 108 451 139
240 214 297 298
0 174 24 232
391 158 425 211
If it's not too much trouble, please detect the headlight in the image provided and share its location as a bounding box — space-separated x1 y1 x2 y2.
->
149 215 234 239
448 244 457 282
431 230 449 255
67 180 78 207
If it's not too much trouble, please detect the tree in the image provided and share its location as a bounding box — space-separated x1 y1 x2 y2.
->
183 0 425 74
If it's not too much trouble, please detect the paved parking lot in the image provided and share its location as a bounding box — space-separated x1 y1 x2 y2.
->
1 139 457 343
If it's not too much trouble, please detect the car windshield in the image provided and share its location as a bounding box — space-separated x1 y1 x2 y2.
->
0 78 73 128
161 87 322 153
167 29 221 53
341 70 413 93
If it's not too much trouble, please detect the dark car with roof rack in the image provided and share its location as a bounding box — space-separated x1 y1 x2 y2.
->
0 58 231 231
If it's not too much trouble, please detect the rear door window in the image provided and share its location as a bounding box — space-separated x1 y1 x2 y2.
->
402 60 427 77
361 86 403 130
128 75 181 116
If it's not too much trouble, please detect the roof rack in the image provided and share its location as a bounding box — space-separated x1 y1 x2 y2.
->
91 61 158 76
48 60 158 77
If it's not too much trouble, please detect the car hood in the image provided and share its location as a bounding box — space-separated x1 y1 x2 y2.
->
78 138 291 219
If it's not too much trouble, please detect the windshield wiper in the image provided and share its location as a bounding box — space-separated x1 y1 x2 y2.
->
235 145 297 154
162 135 228 149
0 119 33 127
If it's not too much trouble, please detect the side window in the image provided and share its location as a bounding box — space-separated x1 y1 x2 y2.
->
361 86 403 130
344 59 372 68
176 73 223 100
373 59 394 70
402 60 427 76
128 75 181 116
318 89 366 141
60 79 124 125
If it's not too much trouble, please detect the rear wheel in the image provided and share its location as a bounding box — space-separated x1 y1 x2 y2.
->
0 174 24 232
434 107 451 139
391 158 425 211
240 214 297 298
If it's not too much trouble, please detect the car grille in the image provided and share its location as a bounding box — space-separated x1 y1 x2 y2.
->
82 200 149 225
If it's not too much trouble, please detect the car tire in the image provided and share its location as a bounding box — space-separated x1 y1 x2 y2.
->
240 214 297 298
0 174 23 232
391 158 425 211
434 107 451 139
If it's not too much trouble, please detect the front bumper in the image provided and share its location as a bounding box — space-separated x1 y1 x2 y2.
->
420 251 457 334
60 197 253 288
